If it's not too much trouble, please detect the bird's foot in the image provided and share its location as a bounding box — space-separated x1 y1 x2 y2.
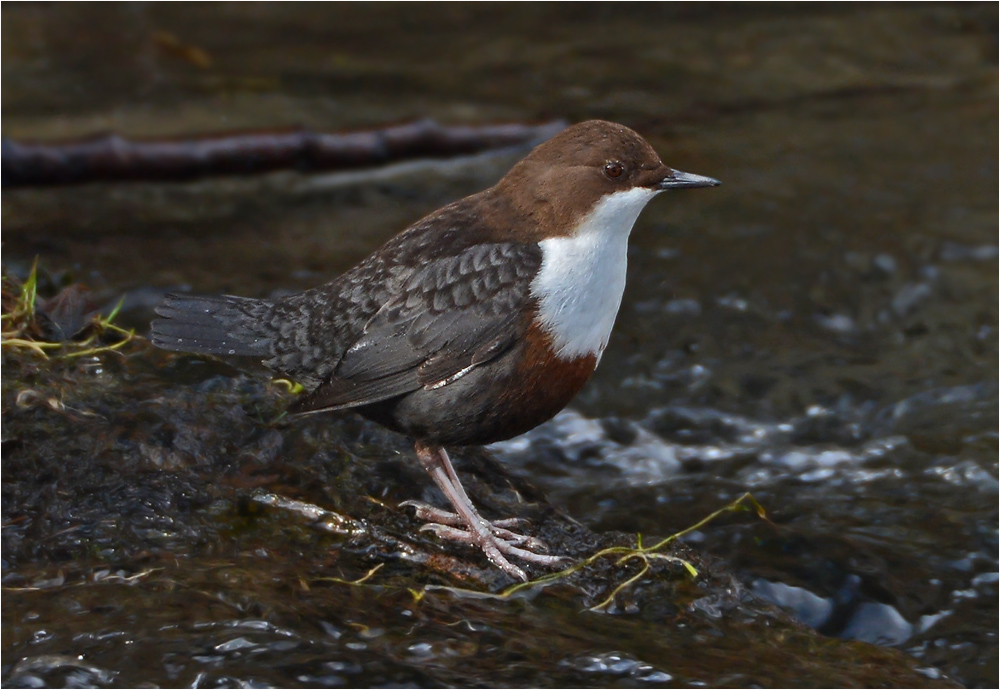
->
400 500 566 581
401 500 533 542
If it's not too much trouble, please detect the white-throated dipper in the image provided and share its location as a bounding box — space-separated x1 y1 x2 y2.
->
151 120 719 580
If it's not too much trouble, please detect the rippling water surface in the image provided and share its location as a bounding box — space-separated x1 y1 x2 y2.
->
3 3 996 687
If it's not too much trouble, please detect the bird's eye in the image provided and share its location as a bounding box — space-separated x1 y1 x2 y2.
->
604 161 624 179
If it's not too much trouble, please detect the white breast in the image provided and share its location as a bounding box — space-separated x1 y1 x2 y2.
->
530 186 659 360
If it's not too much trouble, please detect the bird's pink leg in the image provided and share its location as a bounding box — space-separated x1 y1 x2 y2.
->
410 441 564 581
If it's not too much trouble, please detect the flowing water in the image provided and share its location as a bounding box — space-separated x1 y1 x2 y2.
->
3 4 996 687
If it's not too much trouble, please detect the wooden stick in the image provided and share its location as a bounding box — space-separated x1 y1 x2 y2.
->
2 119 566 188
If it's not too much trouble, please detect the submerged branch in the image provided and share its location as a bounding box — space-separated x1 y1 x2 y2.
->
2 119 566 188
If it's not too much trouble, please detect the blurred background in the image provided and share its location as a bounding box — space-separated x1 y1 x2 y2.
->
3 3 997 687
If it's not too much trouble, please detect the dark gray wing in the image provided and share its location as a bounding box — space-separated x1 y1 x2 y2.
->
290 242 541 414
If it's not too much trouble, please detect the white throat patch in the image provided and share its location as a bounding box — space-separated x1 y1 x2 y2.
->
530 186 659 360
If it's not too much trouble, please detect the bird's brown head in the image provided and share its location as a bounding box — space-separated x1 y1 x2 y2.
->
494 120 719 237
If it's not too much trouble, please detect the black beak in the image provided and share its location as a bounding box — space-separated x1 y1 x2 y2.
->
656 169 721 190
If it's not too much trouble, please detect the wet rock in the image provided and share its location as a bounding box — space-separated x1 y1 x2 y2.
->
840 602 914 647
1 343 955 688
752 579 834 629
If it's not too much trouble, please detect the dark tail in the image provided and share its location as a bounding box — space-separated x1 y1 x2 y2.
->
151 293 275 357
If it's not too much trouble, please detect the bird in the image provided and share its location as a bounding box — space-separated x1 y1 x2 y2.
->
150 120 720 581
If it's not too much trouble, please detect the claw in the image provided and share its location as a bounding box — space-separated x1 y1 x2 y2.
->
403 501 548 550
